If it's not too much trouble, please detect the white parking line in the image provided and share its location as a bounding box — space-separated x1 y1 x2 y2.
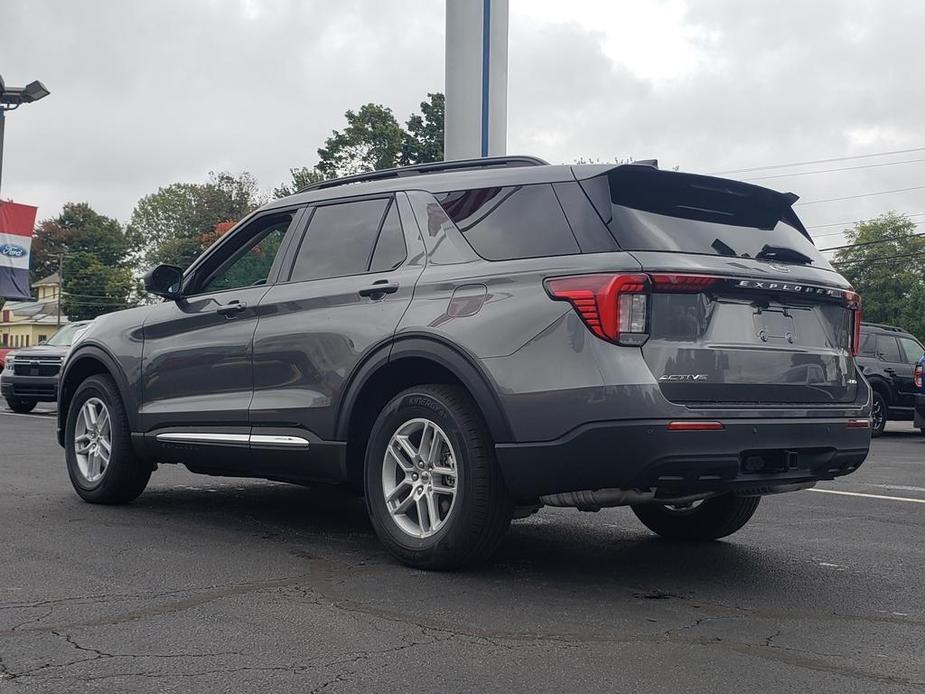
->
809 488 925 505
0 411 55 420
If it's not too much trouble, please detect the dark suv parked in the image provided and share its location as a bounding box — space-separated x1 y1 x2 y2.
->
56 157 871 568
855 322 924 436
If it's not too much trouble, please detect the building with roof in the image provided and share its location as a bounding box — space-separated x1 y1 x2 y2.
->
0 272 67 348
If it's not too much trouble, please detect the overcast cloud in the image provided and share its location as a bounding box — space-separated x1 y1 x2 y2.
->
2 0 924 248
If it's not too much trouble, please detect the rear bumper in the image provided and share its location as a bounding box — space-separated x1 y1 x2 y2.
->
915 395 925 429
0 374 59 402
495 417 871 499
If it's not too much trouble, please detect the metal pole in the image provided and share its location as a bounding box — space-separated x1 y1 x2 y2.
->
0 109 5 199
57 251 63 327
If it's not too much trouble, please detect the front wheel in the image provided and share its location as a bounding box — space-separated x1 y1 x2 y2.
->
6 397 37 414
632 494 760 541
364 384 513 570
65 374 151 504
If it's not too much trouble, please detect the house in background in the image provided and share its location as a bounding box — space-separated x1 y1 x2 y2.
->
0 273 68 348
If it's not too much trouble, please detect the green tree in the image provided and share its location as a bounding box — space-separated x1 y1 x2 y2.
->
316 104 405 178
272 167 326 199
130 171 261 269
31 203 138 320
401 92 445 165
833 212 925 341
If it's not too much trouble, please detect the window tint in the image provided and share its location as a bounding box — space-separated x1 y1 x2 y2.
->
291 199 389 282
877 335 902 363
438 184 580 261
859 332 877 356
898 336 924 363
200 215 291 293
370 203 407 272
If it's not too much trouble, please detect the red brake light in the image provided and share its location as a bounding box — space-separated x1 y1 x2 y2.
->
650 274 719 292
844 291 862 356
915 365 923 390
545 274 649 345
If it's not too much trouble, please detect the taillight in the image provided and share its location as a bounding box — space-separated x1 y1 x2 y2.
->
915 364 923 390
844 291 862 356
544 273 649 346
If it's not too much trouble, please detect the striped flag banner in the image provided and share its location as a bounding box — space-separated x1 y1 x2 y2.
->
0 201 38 300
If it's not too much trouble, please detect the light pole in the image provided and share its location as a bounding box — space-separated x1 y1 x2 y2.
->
0 75 51 198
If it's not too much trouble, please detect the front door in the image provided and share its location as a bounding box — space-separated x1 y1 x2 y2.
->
140 209 301 462
249 194 426 482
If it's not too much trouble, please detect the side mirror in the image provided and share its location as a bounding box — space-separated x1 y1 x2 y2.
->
143 264 184 299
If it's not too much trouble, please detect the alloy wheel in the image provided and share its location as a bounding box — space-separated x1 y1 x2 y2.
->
381 418 458 538
74 397 112 484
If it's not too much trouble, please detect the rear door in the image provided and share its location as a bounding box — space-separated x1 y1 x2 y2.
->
249 193 425 481
577 167 860 406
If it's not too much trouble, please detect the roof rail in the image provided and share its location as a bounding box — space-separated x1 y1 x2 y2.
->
298 156 550 193
861 322 907 333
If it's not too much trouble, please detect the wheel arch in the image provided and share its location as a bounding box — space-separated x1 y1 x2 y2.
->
57 345 138 447
335 335 513 489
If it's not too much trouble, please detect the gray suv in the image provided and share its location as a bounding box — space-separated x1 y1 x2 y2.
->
56 157 872 569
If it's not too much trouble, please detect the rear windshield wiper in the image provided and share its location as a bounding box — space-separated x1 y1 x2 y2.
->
755 245 814 265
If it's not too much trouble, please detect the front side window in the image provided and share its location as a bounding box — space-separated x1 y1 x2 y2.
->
289 198 393 282
877 335 902 363
198 214 292 294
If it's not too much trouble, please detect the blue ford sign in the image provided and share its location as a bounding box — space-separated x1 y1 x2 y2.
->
0 243 27 258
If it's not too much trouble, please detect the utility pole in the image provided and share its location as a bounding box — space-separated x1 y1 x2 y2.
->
57 251 63 327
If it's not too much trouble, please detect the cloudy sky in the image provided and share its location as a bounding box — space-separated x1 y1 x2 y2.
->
2 0 924 251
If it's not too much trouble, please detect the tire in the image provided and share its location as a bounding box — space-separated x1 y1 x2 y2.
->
871 391 887 438
632 494 760 541
65 374 151 504
6 397 37 414
364 384 513 570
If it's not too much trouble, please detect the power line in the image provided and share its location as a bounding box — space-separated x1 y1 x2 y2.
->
796 185 925 206
807 212 925 230
831 249 925 266
811 221 924 240
710 146 925 176
818 231 925 253
744 157 925 182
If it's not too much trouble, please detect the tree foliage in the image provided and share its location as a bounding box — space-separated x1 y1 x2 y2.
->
833 212 925 341
130 171 261 269
297 93 445 187
31 203 138 321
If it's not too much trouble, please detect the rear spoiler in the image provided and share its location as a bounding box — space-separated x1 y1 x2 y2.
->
572 164 810 239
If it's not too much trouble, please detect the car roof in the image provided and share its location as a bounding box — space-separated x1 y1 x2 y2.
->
861 322 913 336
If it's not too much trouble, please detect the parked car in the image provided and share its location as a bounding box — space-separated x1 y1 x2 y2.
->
1 321 92 413
855 322 925 436
56 157 871 569
913 356 925 436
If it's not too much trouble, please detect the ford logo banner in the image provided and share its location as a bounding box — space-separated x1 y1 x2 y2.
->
0 244 27 258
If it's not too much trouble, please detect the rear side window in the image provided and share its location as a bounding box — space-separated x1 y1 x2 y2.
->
877 335 902 363
437 184 580 261
370 204 407 272
580 169 833 270
859 332 877 356
290 199 390 282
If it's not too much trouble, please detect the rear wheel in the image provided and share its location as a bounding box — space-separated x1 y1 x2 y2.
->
5 397 37 414
871 392 887 438
364 384 513 570
632 494 760 541
65 374 151 504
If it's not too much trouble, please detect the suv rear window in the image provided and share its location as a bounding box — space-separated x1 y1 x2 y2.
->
580 168 833 269
437 184 579 261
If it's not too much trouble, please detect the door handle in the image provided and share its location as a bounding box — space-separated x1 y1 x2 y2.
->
358 280 399 298
884 367 896 375
216 300 247 316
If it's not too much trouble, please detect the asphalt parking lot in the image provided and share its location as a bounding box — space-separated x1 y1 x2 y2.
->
0 404 923 693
